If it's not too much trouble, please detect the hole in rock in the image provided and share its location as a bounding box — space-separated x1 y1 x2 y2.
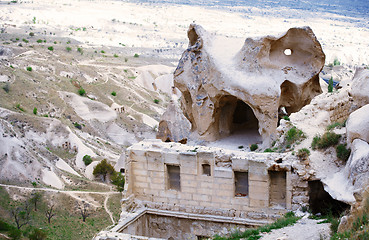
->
216 96 261 147
284 48 292 56
308 180 350 216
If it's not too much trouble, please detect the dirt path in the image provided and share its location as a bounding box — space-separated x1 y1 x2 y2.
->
259 216 331 240
104 195 115 225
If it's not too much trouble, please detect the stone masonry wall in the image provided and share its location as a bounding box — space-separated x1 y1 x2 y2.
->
127 140 309 221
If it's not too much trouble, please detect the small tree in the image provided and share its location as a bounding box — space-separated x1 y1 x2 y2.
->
45 204 56 224
10 201 31 229
111 172 125 192
328 77 334 93
30 191 42 211
76 201 90 222
33 107 37 115
83 155 93 166
93 159 114 182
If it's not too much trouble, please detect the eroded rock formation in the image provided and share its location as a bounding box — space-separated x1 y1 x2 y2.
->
350 68 369 108
156 100 191 143
173 24 325 145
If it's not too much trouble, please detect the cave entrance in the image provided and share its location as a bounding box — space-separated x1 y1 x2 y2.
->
308 180 350 216
217 96 261 145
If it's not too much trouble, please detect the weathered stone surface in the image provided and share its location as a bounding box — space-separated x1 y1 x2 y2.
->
156 100 191 143
174 24 325 145
346 104 369 145
350 68 369 108
346 139 369 191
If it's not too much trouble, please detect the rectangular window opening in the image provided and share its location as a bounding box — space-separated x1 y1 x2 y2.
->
167 165 181 191
234 171 248 197
202 164 211 176
269 171 287 208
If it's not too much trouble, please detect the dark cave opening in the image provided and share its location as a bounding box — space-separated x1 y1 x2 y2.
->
308 180 350 216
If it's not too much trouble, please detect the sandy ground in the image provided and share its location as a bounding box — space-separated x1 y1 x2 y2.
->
0 0 368 66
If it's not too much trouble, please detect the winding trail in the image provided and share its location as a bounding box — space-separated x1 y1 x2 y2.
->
104 194 115 224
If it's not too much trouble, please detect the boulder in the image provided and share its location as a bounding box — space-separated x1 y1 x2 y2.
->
156 100 191 143
345 139 369 192
174 24 325 145
346 104 369 146
350 68 369 108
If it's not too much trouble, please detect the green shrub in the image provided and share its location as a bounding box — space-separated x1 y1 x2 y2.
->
264 148 274 152
101 50 105 53
77 47 83 54
328 77 334 93
29 228 47 240
153 99 159 104
333 58 340 66
83 155 93 166
29 32 34 37
22 38 29 43
111 172 125 192
47 46 53 51
73 122 82 130
238 145 244 149
53 41 57 44
0 219 12 231
111 91 116 96
336 144 351 161
250 144 258 151
78 87 86 96
133 53 139 58
15 104 24 112
297 148 310 159
312 132 341 150
36 39 42 43
66 46 72 52
33 107 37 115
9 228 22 240
283 116 290 121
286 126 305 145
26 66 32 71
114 54 118 58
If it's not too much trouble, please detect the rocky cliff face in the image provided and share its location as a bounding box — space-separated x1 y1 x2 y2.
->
173 24 325 146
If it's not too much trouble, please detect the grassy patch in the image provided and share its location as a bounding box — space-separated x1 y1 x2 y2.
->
297 148 310 159
214 212 300 240
327 121 345 131
286 126 305 145
311 132 341 150
250 144 258 151
336 144 351 161
0 187 112 240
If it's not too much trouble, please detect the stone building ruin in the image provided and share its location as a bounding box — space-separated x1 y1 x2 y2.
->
95 26 354 240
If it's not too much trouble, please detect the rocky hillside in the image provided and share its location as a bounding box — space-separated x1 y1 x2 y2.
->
0 35 176 189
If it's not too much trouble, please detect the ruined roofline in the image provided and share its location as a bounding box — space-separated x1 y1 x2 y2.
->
128 139 293 165
112 207 270 234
